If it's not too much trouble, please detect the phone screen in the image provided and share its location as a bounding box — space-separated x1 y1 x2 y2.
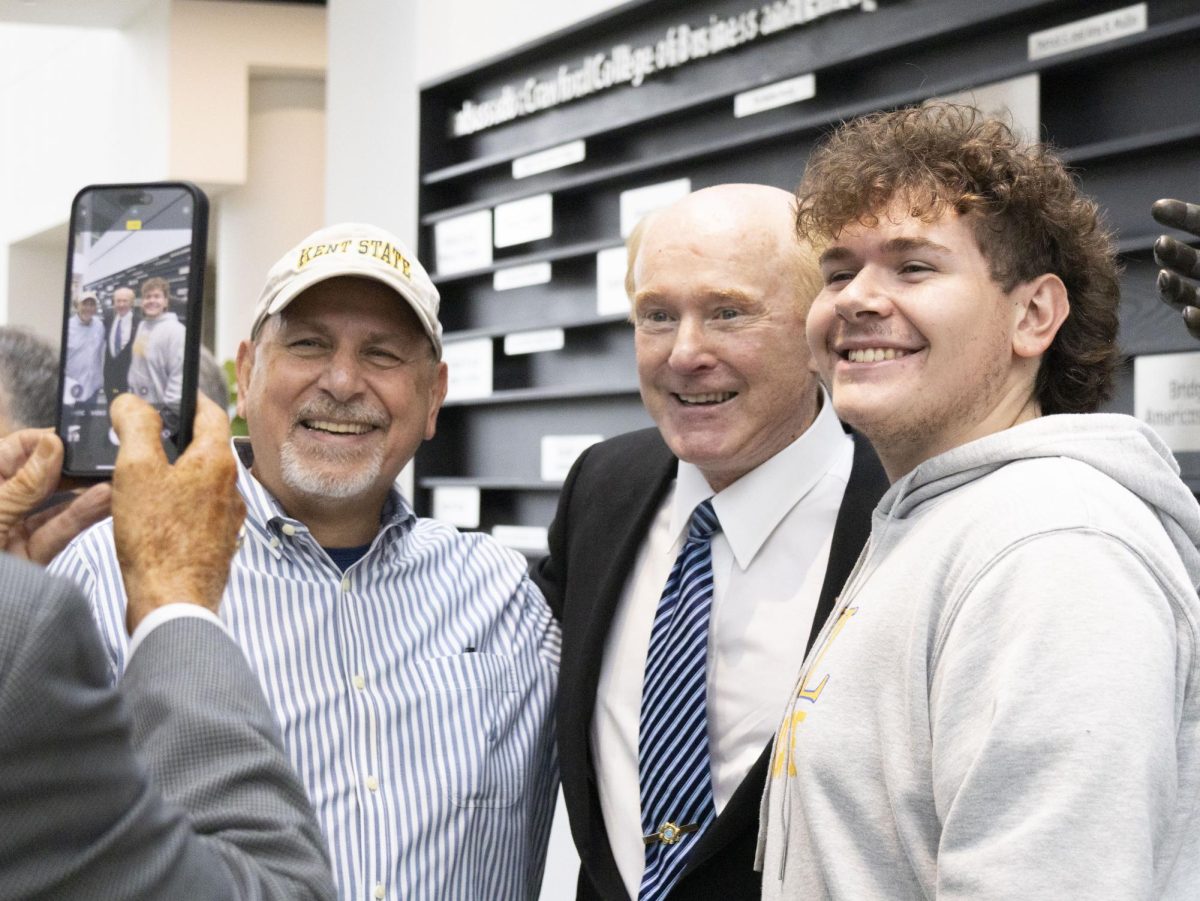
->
57 182 208 477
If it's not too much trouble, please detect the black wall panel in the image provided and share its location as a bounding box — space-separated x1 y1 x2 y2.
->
417 0 1200 543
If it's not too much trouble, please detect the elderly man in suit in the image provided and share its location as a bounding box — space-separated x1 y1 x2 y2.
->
103 285 139 400
534 184 887 901
0 393 333 899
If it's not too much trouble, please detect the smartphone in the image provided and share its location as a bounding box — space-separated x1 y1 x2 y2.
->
56 182 208 478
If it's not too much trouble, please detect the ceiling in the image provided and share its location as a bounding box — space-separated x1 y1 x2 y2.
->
0 0 323 29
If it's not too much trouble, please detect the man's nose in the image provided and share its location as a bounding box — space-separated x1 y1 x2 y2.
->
318 347 366 399
834 268 892 321
667 316 718 372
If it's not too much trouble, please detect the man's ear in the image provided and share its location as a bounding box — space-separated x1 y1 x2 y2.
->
234 340 256 420
1012 273 1069 359
424 361 449 441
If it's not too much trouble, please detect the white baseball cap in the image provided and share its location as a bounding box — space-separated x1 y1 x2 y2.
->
250 222 442 357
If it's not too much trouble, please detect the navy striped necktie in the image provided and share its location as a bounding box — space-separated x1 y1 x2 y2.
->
637 498 721 901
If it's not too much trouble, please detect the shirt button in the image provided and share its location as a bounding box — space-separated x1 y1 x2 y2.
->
341 577 351 592
366 775 379 792
281 523 297 536
269 537 280 549
352 674 366 690
374 884 385 899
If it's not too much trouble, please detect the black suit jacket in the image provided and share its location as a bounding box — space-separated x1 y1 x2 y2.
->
103 310 139 399
533 427 887 901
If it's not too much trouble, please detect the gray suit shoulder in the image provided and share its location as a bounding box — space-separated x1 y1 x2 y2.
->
0 555 334 900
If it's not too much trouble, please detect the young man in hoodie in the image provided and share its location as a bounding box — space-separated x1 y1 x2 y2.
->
127 276 185 431
757 103 1200 899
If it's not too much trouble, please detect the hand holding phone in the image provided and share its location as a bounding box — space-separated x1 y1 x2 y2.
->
57 182 208 478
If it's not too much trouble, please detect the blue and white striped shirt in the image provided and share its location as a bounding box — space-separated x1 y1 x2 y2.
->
51 440 561 900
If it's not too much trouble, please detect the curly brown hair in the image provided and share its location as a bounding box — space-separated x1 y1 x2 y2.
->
796 102 1121 415
140 276 171 301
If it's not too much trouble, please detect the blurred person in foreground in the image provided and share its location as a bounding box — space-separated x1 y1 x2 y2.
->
1152 198 1200 340
0 326 58 436
53 224 559 900
756 102 1200 899
0 393 334 899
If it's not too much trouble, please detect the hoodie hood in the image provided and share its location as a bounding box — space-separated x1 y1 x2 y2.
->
879 413 1200 590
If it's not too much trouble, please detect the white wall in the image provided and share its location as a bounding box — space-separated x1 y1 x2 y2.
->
0 0 326 354
0 3 171 326
6 225 69 341
416 0 625 81
325 0 417 240
213 75 325 363
168 0 325 185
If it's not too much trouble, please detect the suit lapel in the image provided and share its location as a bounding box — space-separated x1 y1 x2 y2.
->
567 436 677 901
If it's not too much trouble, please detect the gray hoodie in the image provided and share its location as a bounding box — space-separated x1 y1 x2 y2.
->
757 414 1200 899
126 311 185 409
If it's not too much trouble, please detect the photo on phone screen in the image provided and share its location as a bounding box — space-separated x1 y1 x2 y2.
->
57 182 208 477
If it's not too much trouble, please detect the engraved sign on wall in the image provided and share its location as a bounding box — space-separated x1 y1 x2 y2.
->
733 72 815 118
432 486 482 529
513 140 587 179
596 245 630 315
1028 3 1146 61
619 178 691 238
1135 351 1200 452
443 337 494 402
494 193 554 248
434 210 493 275
494 261 552 292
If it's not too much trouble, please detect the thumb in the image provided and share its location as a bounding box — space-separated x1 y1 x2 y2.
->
0 433 61 526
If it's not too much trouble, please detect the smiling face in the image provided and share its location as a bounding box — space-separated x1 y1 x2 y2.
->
77 297 98 324
630 186 821 492
808 206 1053 479
236 276 448 530
113 288 134 317
141 287 167 319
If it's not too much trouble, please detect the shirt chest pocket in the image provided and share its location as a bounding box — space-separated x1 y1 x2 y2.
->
414 652 524 808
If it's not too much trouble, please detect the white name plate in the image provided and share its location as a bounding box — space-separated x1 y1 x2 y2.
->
1028 3 1146 61
443 337 494 402
493 261 551 292
1135 351 1200 452
541 433 603 482
433 209 493 276
492 524 549 554
512 139 586 179
504 328 565 356
596 245 631 316
619 178 691 238
432 486 481 529
494 193 553 248
734 73 816 118
939 73 1040 143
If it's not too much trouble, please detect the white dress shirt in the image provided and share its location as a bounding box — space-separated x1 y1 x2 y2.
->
127 603 225 657
110 310 133 356
591 392 854 897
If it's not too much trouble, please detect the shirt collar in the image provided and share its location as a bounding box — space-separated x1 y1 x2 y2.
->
671 388 846 569
231 437 414 545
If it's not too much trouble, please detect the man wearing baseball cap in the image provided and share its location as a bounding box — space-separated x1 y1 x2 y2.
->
52 224 560 901
64 292 105 405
